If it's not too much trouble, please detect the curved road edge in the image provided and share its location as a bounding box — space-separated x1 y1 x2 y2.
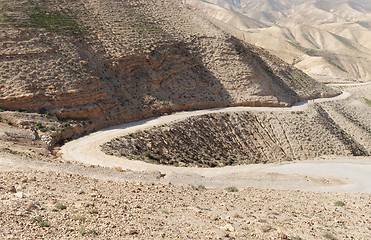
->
60 91 371 193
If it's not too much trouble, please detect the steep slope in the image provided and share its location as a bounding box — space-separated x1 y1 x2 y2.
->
103 107 368 167
0 0 336 132
185 0 371 82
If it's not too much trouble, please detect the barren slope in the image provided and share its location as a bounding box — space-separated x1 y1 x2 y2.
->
103 106 368 167
0 0 337 146
185 0 371 82
1 167 370 239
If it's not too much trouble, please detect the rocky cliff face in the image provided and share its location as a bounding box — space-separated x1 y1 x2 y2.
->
0 0 339 142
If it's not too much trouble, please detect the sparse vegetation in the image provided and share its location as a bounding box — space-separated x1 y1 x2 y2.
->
190 184 206 191
35 121 47 132
334 200 346 207
0 0 370 239
55 203 67 210
2 147 31 158
31 216 50 228
323 231 337 240
225 186 238 192
365 98 371 107
261 225 272 233
129 21 160 34
79 226 99 236
89 209 99 215
142 151 162 162
73 215 86 222
233 213 243 219
0 2 80 35
29 10 80 34
79 226 86 236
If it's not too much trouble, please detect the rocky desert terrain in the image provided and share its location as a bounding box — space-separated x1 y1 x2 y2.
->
103 105 368 167
1 0 371 239
0 0 339 148
1 162 371 239
1 80 369 239
185 0 371 83
102 81 371 169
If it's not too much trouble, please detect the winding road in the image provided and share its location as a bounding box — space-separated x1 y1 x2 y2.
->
60 88 371 193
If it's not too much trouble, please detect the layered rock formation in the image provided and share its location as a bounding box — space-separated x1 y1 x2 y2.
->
0 0 337 126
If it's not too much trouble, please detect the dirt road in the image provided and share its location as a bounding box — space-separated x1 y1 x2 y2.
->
58 90 371 193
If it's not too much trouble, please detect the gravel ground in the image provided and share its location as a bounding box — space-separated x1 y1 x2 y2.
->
1 167 370 240
1 85 370 239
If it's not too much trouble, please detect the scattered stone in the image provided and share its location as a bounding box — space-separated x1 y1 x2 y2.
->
7 186 17 193
14 192 24 198
220 223 235 232
126 229 138 235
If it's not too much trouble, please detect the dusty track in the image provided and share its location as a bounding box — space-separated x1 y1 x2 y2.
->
59 90 371 193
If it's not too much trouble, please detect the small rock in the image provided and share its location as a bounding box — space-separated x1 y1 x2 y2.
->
26 202 37 211
278 232 289 239
14 192 24 199
126 229 138 235
83 202 95 208
8 186 17 193
78 190 85 195
220 223 235 232
277 227 289 239
156 172 166 179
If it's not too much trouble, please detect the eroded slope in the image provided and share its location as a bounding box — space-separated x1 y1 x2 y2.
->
185 0 371 82
0 0 337 143
103 107 368 167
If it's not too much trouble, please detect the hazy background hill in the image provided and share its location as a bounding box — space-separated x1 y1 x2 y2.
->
184 0 371 83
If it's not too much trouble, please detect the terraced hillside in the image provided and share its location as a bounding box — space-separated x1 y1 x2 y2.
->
0 0 338 145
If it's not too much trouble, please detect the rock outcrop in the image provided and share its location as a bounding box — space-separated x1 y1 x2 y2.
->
0 0 339 141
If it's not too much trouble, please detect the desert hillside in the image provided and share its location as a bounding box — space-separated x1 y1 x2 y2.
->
103 106 368 167
0 0 338 145
184 0 371 83
0 1 371 239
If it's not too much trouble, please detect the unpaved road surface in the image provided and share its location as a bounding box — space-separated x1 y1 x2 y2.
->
60 91 371 193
